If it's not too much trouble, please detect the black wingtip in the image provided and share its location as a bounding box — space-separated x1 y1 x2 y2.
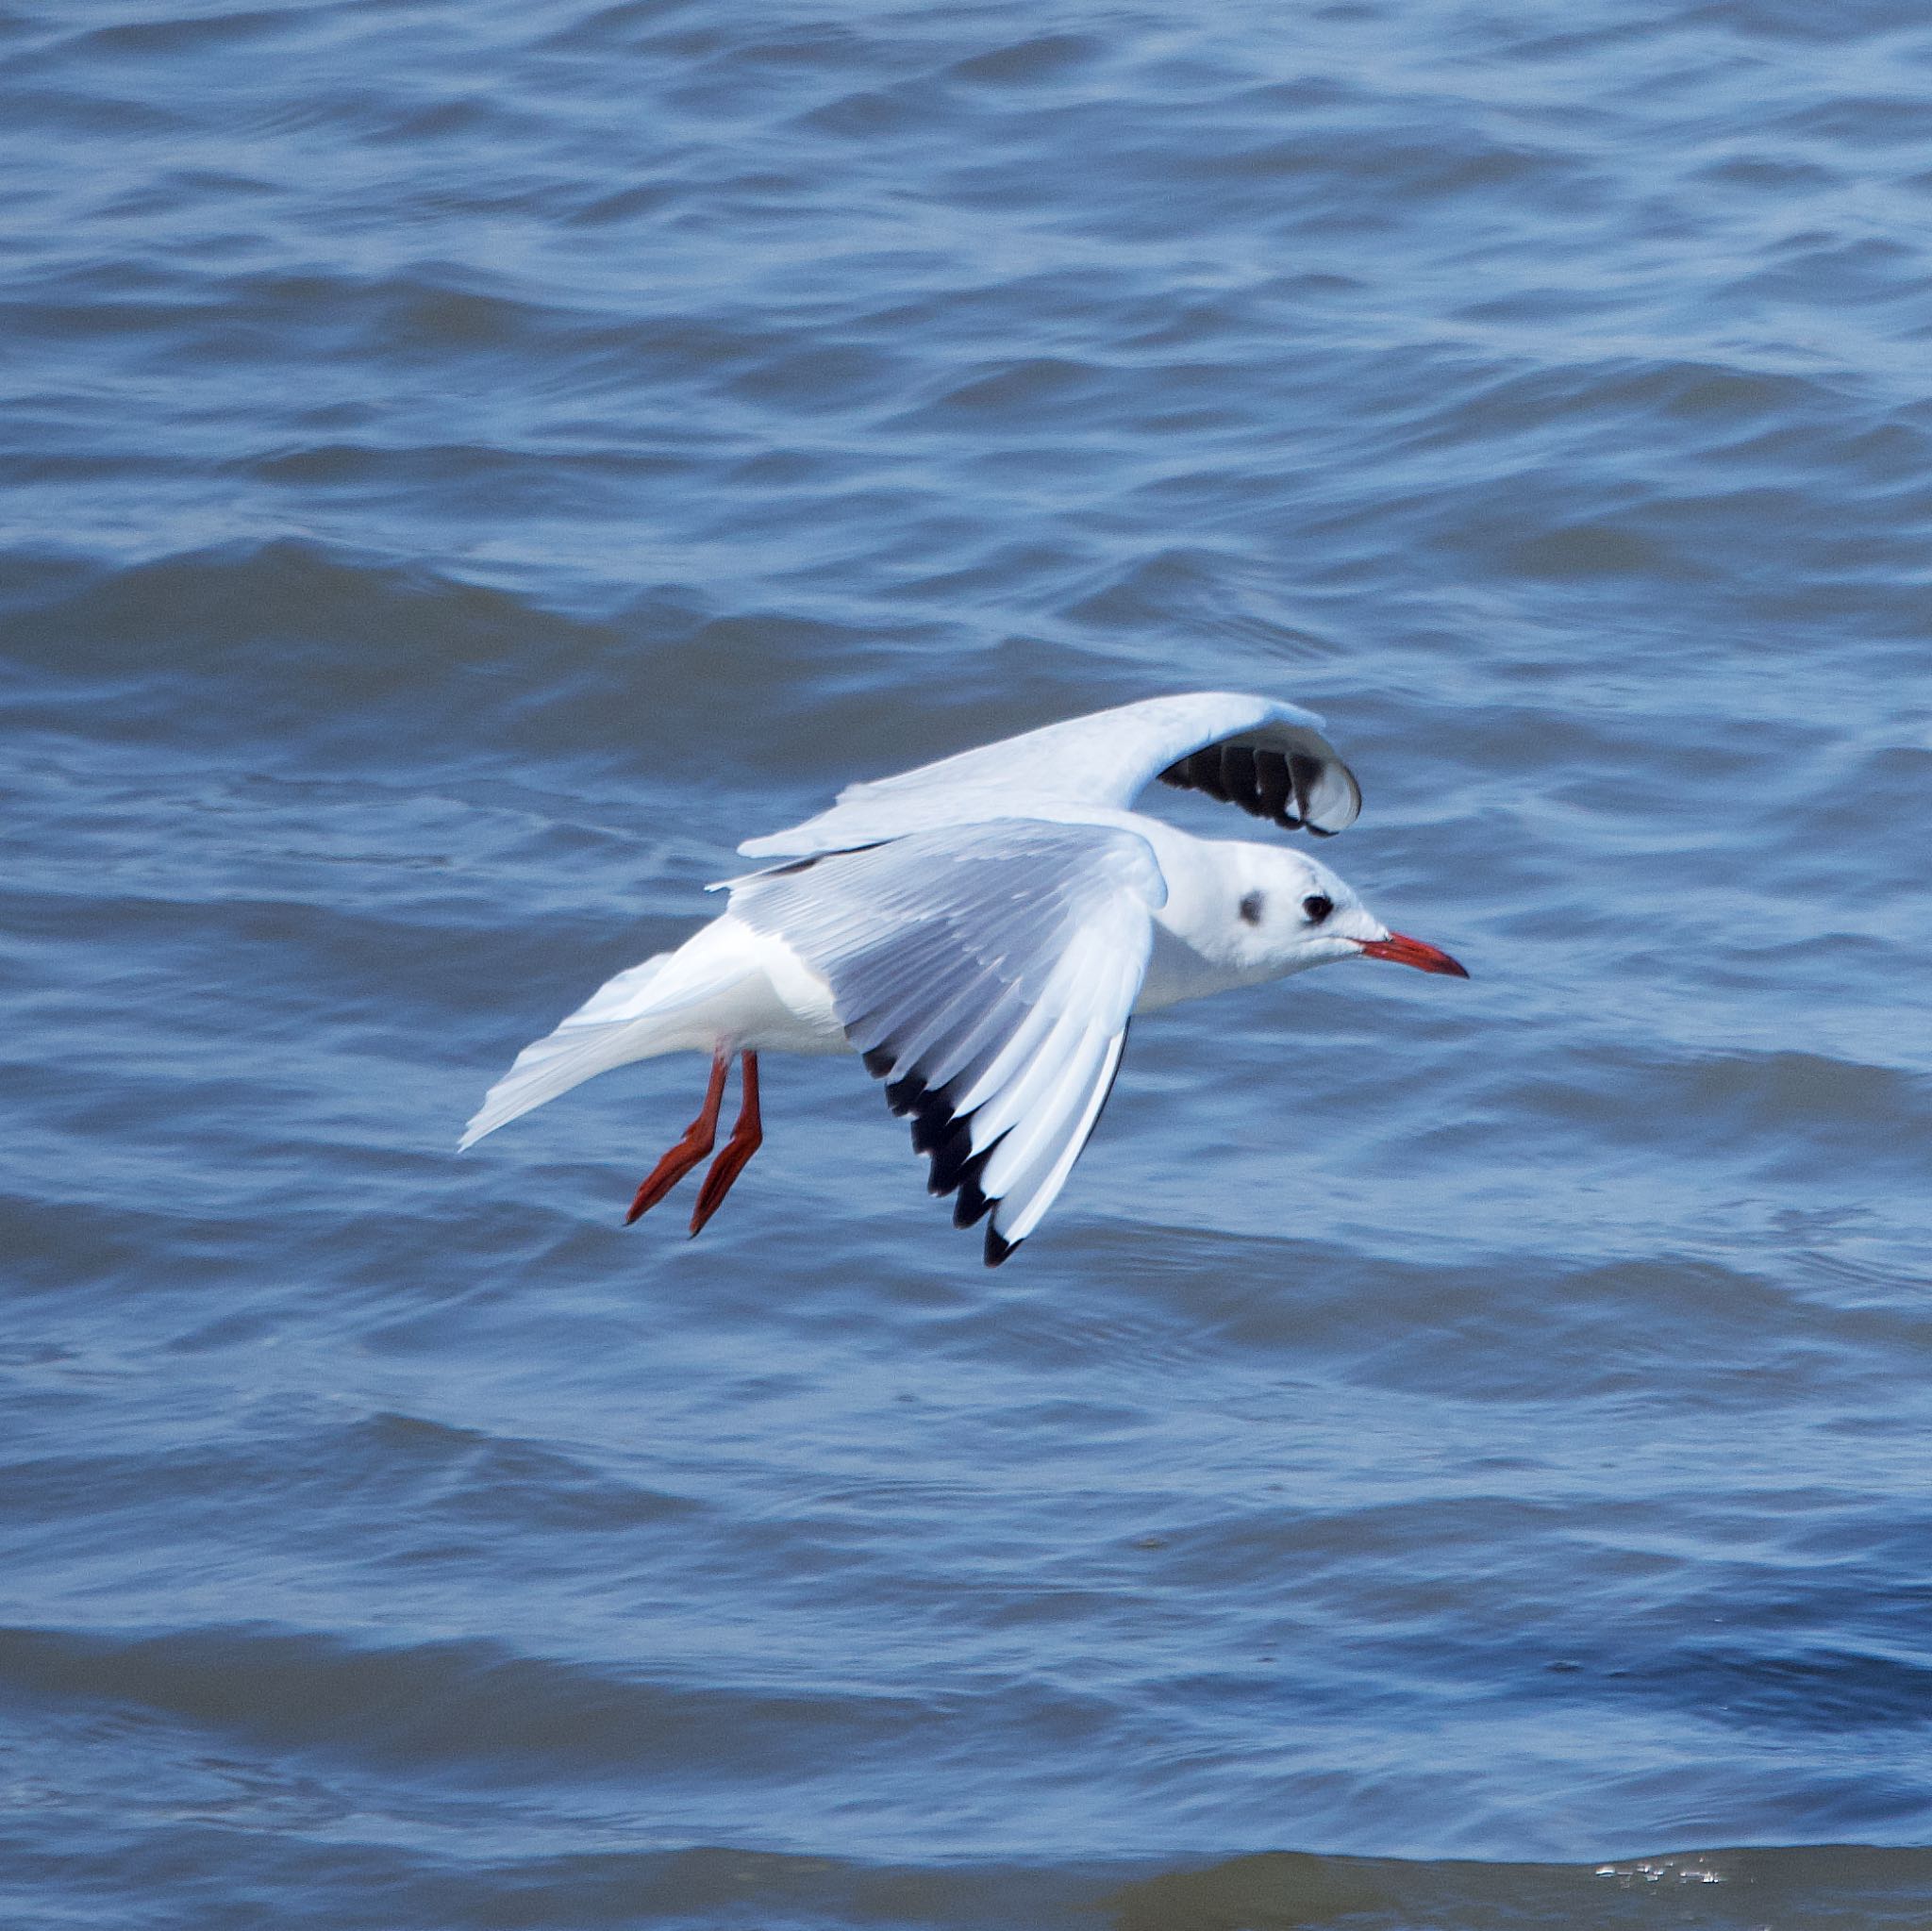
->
952 1151 996 1226
1160 742 1316 832
857 1047 1011 1249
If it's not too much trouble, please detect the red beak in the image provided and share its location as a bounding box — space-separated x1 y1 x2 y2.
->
1357 930 1470 978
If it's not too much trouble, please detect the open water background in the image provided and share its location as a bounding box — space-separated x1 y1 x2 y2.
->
5 1 1932 1924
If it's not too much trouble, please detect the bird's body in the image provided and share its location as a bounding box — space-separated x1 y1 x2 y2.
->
463 692 1466 1263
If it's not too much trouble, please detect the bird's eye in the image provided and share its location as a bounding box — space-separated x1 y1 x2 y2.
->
1301 893 1333 924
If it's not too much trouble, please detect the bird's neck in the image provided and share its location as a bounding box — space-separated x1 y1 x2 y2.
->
1135 827 1273 1012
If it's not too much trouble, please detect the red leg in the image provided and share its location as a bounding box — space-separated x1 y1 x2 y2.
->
625 1053 728 1224
689 1052 763 1236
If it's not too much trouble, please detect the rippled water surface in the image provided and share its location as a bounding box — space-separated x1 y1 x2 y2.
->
6 1 1932 1924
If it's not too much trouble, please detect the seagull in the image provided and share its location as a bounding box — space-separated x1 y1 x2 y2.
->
462 692 1467 1264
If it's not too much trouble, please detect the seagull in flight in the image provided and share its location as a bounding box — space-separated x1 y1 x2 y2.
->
462 692 1468 1264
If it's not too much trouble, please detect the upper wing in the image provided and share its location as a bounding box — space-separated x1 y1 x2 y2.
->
729 822 1164 1265
739 691 1361 860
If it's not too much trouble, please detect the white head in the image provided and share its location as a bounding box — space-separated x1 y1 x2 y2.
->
1215 842 1468 984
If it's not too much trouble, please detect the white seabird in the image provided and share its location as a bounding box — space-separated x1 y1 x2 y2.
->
462 692 1468 1264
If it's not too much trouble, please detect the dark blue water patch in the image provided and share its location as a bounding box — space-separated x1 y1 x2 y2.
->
1638 1645 1932 1733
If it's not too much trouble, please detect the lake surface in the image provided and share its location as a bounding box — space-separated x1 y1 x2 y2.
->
5 1 1932 1924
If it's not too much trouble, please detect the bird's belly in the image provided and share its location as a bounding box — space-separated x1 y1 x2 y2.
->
717 920 850 1056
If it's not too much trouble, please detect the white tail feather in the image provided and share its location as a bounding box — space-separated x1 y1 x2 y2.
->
460 952 700 1149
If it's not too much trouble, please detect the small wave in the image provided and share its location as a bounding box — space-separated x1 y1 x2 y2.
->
0 1623 935 1778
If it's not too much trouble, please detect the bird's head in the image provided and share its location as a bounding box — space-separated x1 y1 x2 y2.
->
1223 845 1469 982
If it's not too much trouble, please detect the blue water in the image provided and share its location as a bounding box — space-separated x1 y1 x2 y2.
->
5 2 1932 1924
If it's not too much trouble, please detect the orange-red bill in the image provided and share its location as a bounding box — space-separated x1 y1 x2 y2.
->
1357 930 1470 978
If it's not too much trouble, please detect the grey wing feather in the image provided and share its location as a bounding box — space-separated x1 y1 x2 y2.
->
730 822 1163 1264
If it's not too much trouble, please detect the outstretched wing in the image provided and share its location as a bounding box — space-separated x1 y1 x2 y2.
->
739 691 1361 860
729 822 1163 1265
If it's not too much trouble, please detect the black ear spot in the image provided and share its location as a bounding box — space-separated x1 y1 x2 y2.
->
1239 891 1265 925
1301 892 1334 924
